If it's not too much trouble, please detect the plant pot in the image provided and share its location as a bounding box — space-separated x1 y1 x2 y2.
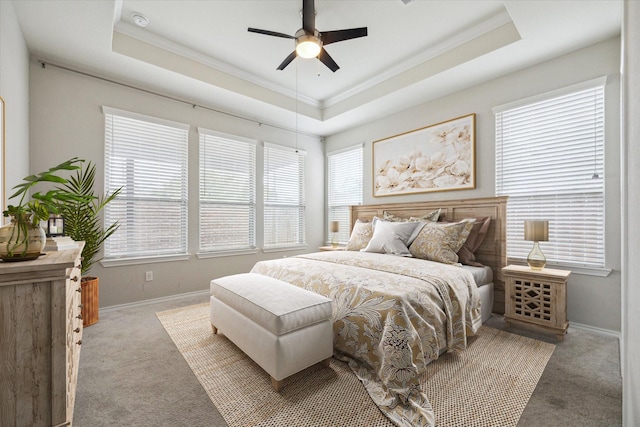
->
81 276 99 327
0 219 46 261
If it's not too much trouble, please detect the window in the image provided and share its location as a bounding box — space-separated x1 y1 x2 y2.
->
495 78 605 268
103 107 189 260
199 129 256 253
263 143 306 248
327 145 363 244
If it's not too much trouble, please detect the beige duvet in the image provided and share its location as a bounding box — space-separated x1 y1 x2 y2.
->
251 251 482 427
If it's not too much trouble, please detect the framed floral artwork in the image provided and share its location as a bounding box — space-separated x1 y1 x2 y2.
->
372 113 475 197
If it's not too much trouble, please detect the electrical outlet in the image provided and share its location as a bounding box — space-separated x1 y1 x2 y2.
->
145 271 153 282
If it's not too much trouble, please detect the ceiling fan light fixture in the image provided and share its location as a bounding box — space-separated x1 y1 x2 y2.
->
296 34 321 58
248 0 367 71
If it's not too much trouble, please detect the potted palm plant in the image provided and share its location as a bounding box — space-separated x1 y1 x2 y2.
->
0 158 87 261
58 161 121 326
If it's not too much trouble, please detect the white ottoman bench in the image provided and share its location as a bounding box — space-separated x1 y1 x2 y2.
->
209 273 333 391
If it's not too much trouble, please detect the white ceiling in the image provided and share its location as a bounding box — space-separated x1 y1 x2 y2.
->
11 0 621 136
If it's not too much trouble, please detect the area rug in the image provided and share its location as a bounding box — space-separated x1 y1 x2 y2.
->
157 303 555 427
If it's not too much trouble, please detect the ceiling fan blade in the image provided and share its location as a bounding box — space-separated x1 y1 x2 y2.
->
248 28 295 39
277 51 298 70
320 27 368 45
318 48 339 72
302 0 315 34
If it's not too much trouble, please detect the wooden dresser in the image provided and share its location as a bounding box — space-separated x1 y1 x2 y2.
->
0 243 84 427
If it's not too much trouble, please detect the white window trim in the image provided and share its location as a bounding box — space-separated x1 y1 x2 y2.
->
101 254 191 268
263 142 307 249
495 77 607 270
103 106 189 261
263 141 308 154
198 127 257 254
102 106 190 130
327 143 364 157
492 76 608 113
262 245 308 254
197 127 258 145
327 144 363 245
196 249 259 259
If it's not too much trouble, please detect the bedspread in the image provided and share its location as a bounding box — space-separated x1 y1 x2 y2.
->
251 251 481 426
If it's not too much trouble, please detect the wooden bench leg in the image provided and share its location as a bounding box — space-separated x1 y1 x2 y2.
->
211 325 218 334
271 376 282 392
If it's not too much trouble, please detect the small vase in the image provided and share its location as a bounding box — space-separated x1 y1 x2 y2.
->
527 241 546 270
0 217 47 261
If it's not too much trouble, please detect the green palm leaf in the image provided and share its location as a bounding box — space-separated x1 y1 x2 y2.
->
58 162 122 275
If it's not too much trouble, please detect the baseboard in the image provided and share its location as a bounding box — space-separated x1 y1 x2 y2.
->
100 290 622 342
489 313 620 340
101 289 210 313
570 321 621 339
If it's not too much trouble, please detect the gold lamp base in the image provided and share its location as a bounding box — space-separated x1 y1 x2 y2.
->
527 241 546 270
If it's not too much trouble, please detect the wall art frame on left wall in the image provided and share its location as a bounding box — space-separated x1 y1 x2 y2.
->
372 113 476 197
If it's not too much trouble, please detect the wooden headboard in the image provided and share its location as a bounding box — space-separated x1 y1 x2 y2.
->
350 196 508 314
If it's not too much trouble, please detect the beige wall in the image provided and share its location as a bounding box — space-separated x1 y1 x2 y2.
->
0 1 30 202
5 1 635 419
5 1 624 332
28 61 325 307
622 1 639 425
325 37 622 333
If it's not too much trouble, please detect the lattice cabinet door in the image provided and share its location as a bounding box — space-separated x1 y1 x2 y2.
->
502 265 571 341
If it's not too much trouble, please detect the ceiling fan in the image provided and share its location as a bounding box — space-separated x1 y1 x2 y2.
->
248 0 367 72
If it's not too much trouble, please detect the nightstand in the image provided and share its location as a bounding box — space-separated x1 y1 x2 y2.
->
318 245 345 251
502 265 571 341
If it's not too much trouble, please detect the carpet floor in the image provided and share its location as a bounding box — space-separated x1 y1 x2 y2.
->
73 292 623 427
156 303 555 427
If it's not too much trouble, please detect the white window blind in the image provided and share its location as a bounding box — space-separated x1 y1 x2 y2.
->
495 80 605 268
103 107 189 259
199 129 256 252
327 145 363 244
264 143 306 248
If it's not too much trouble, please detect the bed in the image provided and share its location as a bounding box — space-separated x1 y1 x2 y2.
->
250 196 507 426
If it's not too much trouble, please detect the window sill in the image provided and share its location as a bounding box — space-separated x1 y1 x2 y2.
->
506 258 612 277
262 245 308 254
101 254 191 267
197 249 258 259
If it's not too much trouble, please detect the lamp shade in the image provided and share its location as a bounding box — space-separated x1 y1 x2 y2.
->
330 220 340 233
524 220 548 242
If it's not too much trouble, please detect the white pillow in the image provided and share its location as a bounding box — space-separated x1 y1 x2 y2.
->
362 219 420 256
372 216 425 247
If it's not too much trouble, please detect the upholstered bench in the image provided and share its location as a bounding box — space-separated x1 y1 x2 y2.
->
209 273 333 391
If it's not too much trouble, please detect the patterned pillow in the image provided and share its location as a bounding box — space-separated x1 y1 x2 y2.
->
457 217 491 266
345 219 373 251
410 209 442 222
383 209 441 223
409 219 475 264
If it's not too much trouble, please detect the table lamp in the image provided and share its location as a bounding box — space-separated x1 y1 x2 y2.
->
524 220 548 270
330 220 340 247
